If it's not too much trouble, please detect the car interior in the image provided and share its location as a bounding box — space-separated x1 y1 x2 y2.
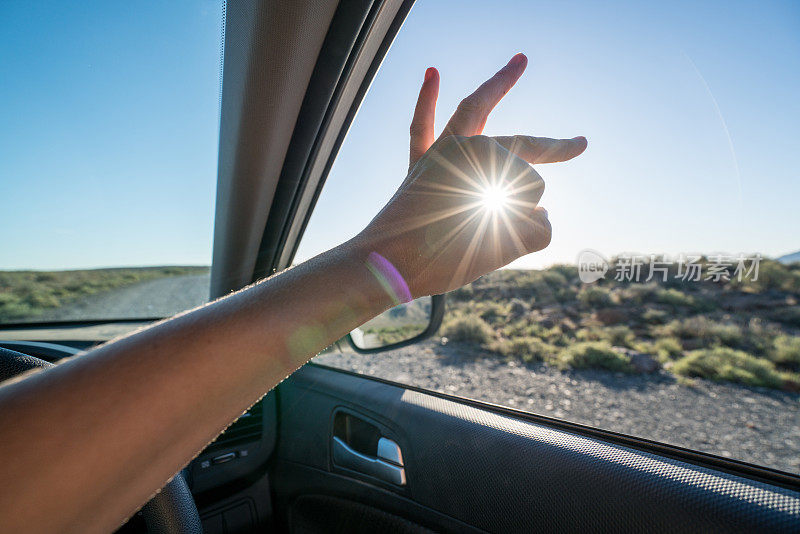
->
1 1 799 533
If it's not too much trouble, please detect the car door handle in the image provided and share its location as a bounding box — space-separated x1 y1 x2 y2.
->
332 436 406 486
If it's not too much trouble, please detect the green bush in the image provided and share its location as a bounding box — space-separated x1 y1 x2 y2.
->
365 324 426 345
672 347 784 388
770 335 800 368
513 269 576 304
475 301 510 324
605 325 636 347
739 260 800 293
642 308 668 324
738 318 781 356
540 270 569 288
548 264 579 282
654 288 710 311
620 283 660 304
577 286 614 307
658 317 743 348
576 326 635 348
449 284 474 301
490 336 556 362
501 319 541 339
555 342 632 372
574 328 601 342
541 326 569 346
655 288 695 308
442 314 495 345
654 337 683 360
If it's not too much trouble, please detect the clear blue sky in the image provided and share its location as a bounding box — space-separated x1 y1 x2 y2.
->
2 1 798 271
0 1 221 270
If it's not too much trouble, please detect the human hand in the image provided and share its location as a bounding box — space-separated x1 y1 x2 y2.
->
357 54 587 298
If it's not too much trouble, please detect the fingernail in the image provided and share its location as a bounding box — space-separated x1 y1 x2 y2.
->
509 53 527 67
540 207 549 218
424 67 436 81
573 136 587 142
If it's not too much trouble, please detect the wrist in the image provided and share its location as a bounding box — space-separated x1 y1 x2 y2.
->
338 236 403 315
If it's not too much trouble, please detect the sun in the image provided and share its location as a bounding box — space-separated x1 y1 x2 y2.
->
480 183 510 212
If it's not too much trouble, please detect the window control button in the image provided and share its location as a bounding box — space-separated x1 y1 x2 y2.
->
212 452 236 464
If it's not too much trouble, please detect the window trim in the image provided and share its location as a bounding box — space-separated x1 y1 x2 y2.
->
250 0 415 279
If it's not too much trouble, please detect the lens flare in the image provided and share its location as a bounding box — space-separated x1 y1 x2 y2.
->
379 142 544 292
480 184 510 212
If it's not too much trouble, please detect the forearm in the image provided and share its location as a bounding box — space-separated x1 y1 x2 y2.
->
0 237 392 533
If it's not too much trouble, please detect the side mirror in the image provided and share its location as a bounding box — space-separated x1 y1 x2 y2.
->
346 294 445 353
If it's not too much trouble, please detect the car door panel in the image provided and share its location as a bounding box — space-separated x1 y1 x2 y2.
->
272 364 800 533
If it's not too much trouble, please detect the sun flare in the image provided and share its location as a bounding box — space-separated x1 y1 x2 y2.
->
480 184 510 212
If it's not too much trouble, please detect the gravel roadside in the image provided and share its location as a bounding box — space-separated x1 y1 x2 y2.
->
315 340 800 474
37 274 211 321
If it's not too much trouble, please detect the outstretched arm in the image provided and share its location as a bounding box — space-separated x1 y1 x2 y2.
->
0 239 393 532
0 54 586 533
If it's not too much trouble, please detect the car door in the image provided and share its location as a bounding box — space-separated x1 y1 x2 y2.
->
214 0 800 532
270 362 799 533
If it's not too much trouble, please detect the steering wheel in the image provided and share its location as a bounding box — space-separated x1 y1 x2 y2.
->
0 347 202 534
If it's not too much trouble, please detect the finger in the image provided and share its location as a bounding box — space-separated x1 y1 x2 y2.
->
476 115 488 136
441 53 527 137
494 205 551 269
493 135 587 164
409 67 440 167
522 206 552 253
